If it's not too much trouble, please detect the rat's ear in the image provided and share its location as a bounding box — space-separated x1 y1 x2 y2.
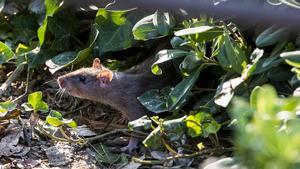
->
92 58 102 69
98 69 113 84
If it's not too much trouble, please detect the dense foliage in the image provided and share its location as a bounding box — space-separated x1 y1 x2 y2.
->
1 0 300 168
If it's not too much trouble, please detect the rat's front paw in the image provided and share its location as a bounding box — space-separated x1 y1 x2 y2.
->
121 137 138 154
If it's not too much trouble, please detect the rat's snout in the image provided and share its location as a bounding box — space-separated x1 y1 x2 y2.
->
57 77 65 88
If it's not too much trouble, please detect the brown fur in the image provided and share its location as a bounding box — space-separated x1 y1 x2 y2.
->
57 57 179 121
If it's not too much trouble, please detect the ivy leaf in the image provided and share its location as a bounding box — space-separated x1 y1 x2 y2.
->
46 110 77 128
27 91 49 112
143 116 186 150
37 0 63 46
186 113 202 137
137 87 171 113
95 144 123 164
45 51 76 74
0 41 14 64
95 8 136 55
186 112 221 138
45 27 99 73
128 116 152 130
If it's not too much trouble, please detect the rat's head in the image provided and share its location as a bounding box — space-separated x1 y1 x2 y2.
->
57 58 113 99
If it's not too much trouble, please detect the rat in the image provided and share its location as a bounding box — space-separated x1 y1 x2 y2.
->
57 57 180 152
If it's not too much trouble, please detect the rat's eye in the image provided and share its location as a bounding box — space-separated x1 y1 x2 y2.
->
78 76 86 83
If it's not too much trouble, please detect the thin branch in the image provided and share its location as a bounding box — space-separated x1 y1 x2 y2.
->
0 62 26 97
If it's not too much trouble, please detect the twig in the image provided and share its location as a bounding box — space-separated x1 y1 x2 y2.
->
63 103 91 116
84 118 127 130
0 62 26 97
132 147 233 165
86 128 147 143
132 157 163 165
13 63 30 103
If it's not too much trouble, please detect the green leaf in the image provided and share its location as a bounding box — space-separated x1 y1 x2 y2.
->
45 52 76 74
168 66 202 111
0 0 4 12
241 48 264 79
95 8 136 55
47 13 79 52
0 101 16 112
280 50 300 68
143 127 163 150
128 116 152 130
28 91 49 112
255 25 288 47
45 27 99 73
95 144 123 164
153 11 175 36
250 86 262 108
162 116 186 141
132 14 159 40
137 87 171 113
143 116 186 150
0 41 14 64
46 115 64 127
214 77 244 107
133 11 175 40
179 54 202 75
186 113 202 137
46 110 77 128
202 120 221 138
217 32 247 74
252 85 277 113
280 0 300 9
37 0 62 46
175 26 223 42
152 49 190 75
252 56 283 75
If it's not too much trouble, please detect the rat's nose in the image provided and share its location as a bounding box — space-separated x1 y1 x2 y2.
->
57 77 65 88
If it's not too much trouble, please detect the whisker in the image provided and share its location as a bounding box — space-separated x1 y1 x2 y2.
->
58 88 65 102
55 88 62 100
41 79 57 87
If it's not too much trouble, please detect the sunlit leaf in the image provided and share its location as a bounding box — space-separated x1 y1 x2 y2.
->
133 11 175 40
37 0 62 45
46 110 77 128
128 116 152 130
0 0 4 12
175 26 223 42
153 11 175 36
152 49 190 75
28 91 49 112
0 41 14 64
281 50 300 68
214 77 244 107
45 27 99 73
